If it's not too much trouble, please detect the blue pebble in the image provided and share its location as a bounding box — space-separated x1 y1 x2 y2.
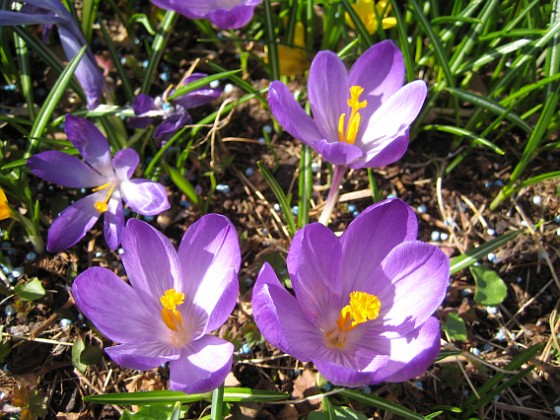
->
244 167 255 177
257 137 266 144
160 72 169 82
11 267 23 278
142 60 149 68
161 101 173 112
240 343 251 355
263 124 272 134
273 203 280 212
361 386 372 393
25 252 37 262
417 204 427 213
484 181 494 188
4 305 15 317
59 318 72 329
348 204 357 213
195 185 203 195
386 193 397 199
311 162 320 173
292 206 299 216
494 179 504 187
324 383 332 391
120 57 126 65
352 210 359 218
124 208 131 217
118 248 125 255
143 215 154 222
471 348 481 356
487 252 497 263
216 184 231 193
3 84 16 91
431 231 441 241
262 228 268 235
180 200 191 209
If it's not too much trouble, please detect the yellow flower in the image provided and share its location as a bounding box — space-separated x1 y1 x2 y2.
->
266 22 309 77
0 187 11 220
346 0 397 35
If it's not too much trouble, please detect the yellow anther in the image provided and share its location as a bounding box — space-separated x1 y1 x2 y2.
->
336 291 381 332
338 85 368 144
160 289 185 331
92 182 116 214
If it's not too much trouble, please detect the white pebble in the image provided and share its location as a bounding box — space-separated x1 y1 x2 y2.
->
554 406 560 415
486 228 496 236
487 252 497 263
486 306 498 315
531 195 542 205
440 232 449 241
430 231 440 241
224 83 234 94
209 80 220 88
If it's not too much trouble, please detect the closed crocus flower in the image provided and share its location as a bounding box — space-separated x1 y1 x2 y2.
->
130 73 222 145
150 0 263 29
268 40 427 169
346 0 397 35
72 216 241 393
252 199 449 387
0 188 10 220
0 0 105 109
27 115 169 252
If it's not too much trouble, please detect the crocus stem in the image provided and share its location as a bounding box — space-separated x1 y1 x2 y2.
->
319 165 347 226
211 384 224 420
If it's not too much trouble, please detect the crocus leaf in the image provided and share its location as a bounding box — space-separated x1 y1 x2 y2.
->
13 277 45 301
470 265 507 306
443 312 467 342
121 403 187 419
163 163 199 206
72 336 87 373
80 345 104 366
339 389 425 420
167 69 241 101
308 405 369 419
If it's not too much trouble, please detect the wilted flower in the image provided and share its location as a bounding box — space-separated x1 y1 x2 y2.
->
73 216 240 393
346 0 397 35
129 73 221 145
150 0 263 29
0 188 11 220
27 115 169 252
252 199 449 387
0 0 105 109
268 40 427 169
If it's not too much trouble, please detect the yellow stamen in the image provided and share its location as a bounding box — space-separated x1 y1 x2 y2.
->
92 182 116 213
338 85 367 144
336 291 381 333
160 289 185 331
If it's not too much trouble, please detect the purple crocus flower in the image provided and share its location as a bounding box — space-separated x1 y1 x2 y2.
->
72 215 241 393
150 0 263 29
252 199 449 387
27 115 169 252
130 73 222 145
268 40 427 169
0 0 105 109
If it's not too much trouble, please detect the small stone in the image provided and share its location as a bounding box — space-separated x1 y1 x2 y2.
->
25 252 37 262
361 386 372 393
4 305 15 317
240 343 251 355
195 185 203 195
554 406 560 415
216 184 231 194
311 162 320 173
417 204 427 213
520 220 528 227
263 125 272 134
159 72 169 82
531 195 542 205
484 181 494 188
495 328 507 341
273 203 280 212
244 167 255 177
94 251 104 258
352 211 360 218
142 60 148 68
494 179 504 187
413 381 424 390
292 206 299 216
440 232 449 241
224 83 234 94
209 80 220 89
11 267 23 278
348 204 357 213
486 228 496 236
431 231 441 241
482 343 493 352
180 200 191 209
386 193 397 199
59 318 72 329
257 137 266 144
118 248 125 255
143 215 154 222
486 306 498 315
471 348 481 356
461 288 473 297
487 252 497 263
516 276 523 283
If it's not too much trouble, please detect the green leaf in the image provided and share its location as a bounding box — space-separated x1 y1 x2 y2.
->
163 163 199 206
167 69 242 101
80 345 104 366
450 230 521 275
13 277 45 301
308 405 369 420
443 312 468 342
340 389 425 420
470 266 507 306
120 403 185 420
72 337 87 373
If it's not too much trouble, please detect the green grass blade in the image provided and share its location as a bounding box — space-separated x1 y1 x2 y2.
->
257 161 297 237
424 125 505 155
263 0 280 80
167 69 242 101
298 145 312 228
518 170 560 189
163 162 199 207
81 0 101 43
389 0 415 81
340 389 425 420
26 46 88 158
447 87 532 133
13 31 35 120
449 230 522 275
340 0 374 48
141 10 178 94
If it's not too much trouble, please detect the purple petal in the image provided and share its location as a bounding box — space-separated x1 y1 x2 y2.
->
268 81 322 145
0 10 65 25
313 352 389 388
132 93 155 115
103 197 124 250
358 80 427 165
308 51 348 141
374 317 441 383
46 193 102 252
153 110 191 142
177 214 240 332
206 4 257 29
72 266 161 344
58 27 104 109
169 335 233 393
120 179 170 216
252 263 323 362
112 148 139 181
374 241 449 334
64 115 113 175
120 219 182 309
287 223 344 324
314 138 363 166
105 339 181 370
339 199 418 293
350 131 409 169
173 73 222 109
348 40 405 119
27 151 106 187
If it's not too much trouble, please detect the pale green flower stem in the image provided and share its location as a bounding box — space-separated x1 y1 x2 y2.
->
318 165 347 226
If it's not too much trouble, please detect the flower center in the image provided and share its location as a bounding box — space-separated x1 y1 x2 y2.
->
92 182 116 213
338 85 368 144
160 288 185 332
325 291 381 348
